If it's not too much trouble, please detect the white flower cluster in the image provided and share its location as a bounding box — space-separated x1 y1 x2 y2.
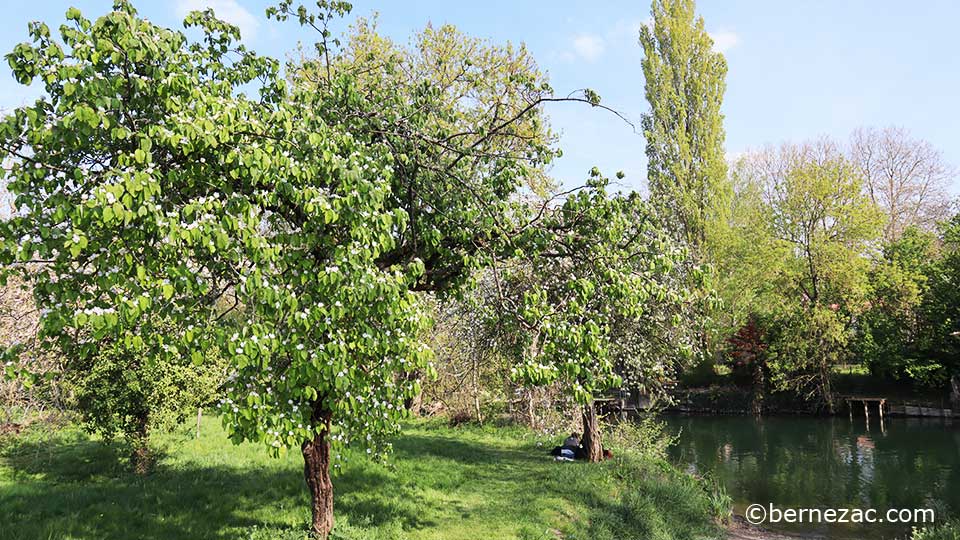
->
75 306 116 317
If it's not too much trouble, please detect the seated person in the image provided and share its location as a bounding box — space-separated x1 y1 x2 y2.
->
550 432 582 460
549 433 614 461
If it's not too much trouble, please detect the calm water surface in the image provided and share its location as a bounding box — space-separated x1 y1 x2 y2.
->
662 415 960 539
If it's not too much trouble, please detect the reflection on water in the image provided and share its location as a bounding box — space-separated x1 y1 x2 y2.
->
662 415 960 539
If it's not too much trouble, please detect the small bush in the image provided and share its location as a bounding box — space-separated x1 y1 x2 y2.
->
913 522 960 540
447 411 474 427
603 415 678 461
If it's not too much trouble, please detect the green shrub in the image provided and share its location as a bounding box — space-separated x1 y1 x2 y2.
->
603 415 678 461
70 342 227 471
913 522 960 540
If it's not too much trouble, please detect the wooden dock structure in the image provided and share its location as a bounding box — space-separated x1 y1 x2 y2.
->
844 396 887 423
843 396 889 431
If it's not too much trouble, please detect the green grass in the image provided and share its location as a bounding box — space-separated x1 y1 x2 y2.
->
0 418 725 540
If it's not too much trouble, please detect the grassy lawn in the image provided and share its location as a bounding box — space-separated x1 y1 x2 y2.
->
0 418 725 540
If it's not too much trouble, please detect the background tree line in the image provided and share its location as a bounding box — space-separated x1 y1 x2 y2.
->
709 129 957 413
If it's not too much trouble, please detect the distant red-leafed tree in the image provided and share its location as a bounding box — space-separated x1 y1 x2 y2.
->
726 316 768 415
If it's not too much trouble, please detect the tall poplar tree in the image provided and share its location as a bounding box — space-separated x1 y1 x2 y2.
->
640 0 729 253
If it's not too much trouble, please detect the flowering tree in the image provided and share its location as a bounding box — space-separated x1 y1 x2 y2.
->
0 3 257 469
0 2 431 536
491 172 706 461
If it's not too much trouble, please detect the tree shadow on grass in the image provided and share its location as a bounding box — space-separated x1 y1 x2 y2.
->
0 433 423 540
0 430 166 482
388 432 583 535
392 432 543 467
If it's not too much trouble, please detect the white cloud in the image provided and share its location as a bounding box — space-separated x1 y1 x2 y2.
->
708 30 739 54
176 0 260 40
572 34 605 62
609 17 652 41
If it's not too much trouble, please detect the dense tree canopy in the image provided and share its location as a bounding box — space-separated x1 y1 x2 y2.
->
488 171 707 460
0 2 283 465
711 129 958 411
858 218 960 389
287 11 566 293
719 142 883 409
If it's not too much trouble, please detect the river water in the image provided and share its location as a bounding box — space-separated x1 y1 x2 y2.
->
661 415 960 539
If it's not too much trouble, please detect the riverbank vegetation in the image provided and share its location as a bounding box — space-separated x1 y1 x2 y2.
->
913 522 960 540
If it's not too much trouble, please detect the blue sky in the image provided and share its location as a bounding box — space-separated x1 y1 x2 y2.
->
2 1 958 194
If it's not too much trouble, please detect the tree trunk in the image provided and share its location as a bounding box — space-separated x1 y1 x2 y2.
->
302 407 334 539
527 388 537 430
131 411 152 475
132 439 152 475
818 345 834 414
580 401 602 462
951 374 960 408
751 362 766 416
404 390 423 417
402 370 423 416
472 358 483 426
822 373 834 414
